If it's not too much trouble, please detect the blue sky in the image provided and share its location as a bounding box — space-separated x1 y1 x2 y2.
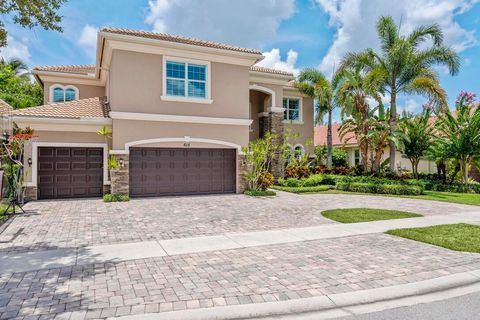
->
1 0 479 119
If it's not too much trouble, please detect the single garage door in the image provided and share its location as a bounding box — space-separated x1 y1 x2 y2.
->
37 147 104 199
130 148 236 197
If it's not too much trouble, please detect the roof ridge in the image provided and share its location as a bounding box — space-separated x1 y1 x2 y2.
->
100 27 263 55
250 65 294 76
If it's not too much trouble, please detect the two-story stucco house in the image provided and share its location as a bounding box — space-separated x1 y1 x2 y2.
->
9 28 314 200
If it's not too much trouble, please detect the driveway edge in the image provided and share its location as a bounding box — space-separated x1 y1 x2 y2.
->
106 271 480 320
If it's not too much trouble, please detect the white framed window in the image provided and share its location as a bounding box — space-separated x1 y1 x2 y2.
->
354 149 360 166
294 144 305 158
49 84 79 103
161 56 212 104
283 97 302 123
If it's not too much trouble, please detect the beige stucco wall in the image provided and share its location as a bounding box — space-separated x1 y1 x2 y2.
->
43 82 105 104
109 50 251 119
111 119 249 151
23 131 106 183
285 95 314 154
345 146 436 173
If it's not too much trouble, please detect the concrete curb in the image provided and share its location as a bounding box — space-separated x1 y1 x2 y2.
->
106 270 480 320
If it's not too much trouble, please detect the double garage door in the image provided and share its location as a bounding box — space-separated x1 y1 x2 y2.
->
130 148 236 197
37 147 236 199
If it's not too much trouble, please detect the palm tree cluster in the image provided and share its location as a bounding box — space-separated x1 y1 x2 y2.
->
295 15 463 177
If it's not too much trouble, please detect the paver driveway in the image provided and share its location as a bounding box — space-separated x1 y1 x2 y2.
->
0 192 478 253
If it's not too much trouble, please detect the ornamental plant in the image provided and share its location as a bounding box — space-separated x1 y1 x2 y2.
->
435 91 480 184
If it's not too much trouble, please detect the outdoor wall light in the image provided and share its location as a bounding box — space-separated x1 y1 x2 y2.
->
184 142 191 147
27 158 32 166
119 159 124 167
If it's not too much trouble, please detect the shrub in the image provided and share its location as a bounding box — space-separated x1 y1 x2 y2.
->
244 190 276 197
103 194 130 202
273 185 333 193
283 178 303 187
314 146 348 167
336 182 423 195
258 172 274 190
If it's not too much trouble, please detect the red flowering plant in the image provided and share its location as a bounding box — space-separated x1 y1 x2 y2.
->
0 125 37 206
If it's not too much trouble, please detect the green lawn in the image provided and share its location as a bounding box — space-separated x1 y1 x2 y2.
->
321 208 422 223
387 223 480 253
275 186 480 206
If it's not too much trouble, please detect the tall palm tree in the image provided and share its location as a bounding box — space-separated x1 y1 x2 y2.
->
340 16 460 171
294 68 335 168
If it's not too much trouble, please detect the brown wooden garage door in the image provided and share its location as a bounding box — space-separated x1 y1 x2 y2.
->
129 148 236 197
37 147 104 199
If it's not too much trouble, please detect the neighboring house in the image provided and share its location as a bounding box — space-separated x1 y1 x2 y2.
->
8 28 313 200
314 124 437 173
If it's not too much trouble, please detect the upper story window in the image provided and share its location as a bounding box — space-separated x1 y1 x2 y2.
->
50 85 79 103
283 97 301 122
162 57 212 104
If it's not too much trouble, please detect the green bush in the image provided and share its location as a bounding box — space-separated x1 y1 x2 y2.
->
273 185 334 193
423 182 480 194
103 194 130 202
244 190 276 197
283 178 303 187
336 182 423 195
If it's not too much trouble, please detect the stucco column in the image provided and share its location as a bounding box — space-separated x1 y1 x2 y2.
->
110 153 129 195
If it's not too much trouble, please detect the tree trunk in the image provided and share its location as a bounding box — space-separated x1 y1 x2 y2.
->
326 109 333 169
389 91 397 172
410 159 417 179
461 159 469 184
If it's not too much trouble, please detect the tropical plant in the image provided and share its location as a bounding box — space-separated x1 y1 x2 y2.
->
398 108 434 178
242 132 282 191
425 140 449 183
0 125 36 205
295 68 336 168
435 91 480 184
340 15 460 171
284 153 312 179
314 145 348 167
0 58 28 76
0 0 66 48
335 65 385 172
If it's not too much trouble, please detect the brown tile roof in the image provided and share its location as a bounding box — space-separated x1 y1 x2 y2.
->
0 99 13 115
11 97 110 119
101 27 263 55
314 124 357 146
250 65 294 77
33 65 96 75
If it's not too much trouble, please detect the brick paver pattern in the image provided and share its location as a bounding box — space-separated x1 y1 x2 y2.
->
0 193 477 253
1 234 480 319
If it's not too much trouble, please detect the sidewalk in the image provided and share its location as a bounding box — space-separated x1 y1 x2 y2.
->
1 211 480 274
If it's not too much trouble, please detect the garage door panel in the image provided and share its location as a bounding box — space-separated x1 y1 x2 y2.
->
130 148 236 197
38 147 103 199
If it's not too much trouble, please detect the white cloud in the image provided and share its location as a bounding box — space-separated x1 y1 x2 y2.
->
315 0 478 76
0 36 31 63
78 24 99 58
145 0 295 48
256 48 300 76
399 98 422 114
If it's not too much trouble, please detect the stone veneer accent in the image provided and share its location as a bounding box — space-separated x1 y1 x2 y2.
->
237 154 248 193
259 111 285 179
24 186 37 202
110 154 129 195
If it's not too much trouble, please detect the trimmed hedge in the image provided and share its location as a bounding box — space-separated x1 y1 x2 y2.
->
103 194 130 202
244 190 276 197
423 182 480 194
273 185 334 193
336 182 423 195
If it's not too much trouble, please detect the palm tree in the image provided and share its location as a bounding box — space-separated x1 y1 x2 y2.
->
295 68 335 168
398 109 434 178
335 66 384 171
340 16 460 171
435 91 480 184
0 58 29 76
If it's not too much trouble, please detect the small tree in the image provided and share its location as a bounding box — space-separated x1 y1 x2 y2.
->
398 108 434 178
242 132 282 191
436 91 480 184
0 125 36 209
